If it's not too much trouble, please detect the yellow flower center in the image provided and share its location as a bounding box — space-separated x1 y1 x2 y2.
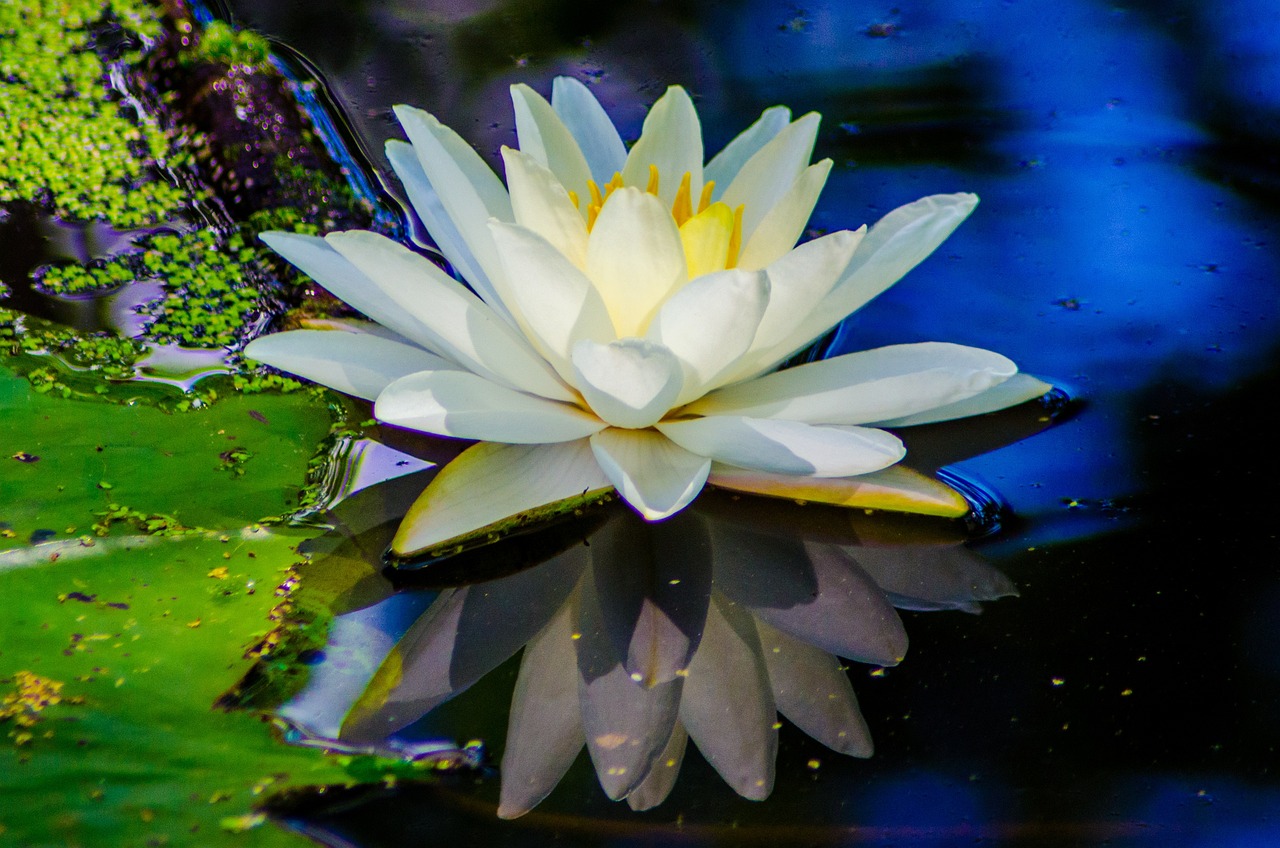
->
571 165 746 278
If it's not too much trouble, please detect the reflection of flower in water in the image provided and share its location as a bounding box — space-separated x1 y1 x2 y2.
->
292 491 1018 818
244 77 1051 559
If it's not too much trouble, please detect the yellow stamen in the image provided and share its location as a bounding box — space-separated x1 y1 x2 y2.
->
697 180 715 213
587 204 600 231
567 189 579 210
605 171 625 198
671 172 693 226
726 204 745 269
587 179 604 209
646 164 660 196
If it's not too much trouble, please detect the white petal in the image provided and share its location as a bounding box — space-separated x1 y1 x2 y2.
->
851 544 1018 613
488 220 614 374
385 140 505 316
626 723 688 811
736 159 832 270
679 595 777 800
390 440 612 557
645 268 769 403
686 342 1017 425
571 339 683 429
719 113 820 241
510 83 593 203
657 417 904 477
722 230 863 382
244 329 454 401
394 105 512 292
499 592 587 819
871 372 1053 426
708 464 970 518
621 85 704 206
552 76 627 184
759 193 980 363
589 429 711 520
577 572 683 800
754 620 873 757
704 105 792 198
585 188 688 337
375 370 604 444
324 229 575 402
501 147 589 267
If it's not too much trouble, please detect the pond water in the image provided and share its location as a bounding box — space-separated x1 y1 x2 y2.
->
5 0 1280 845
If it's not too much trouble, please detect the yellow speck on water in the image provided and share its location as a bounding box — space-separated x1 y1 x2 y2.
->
606 767 627 776
806 759 821 770
629 672 643 683
114 678 124 688
595 733 628 750
1051 677 1066 687
1121 688 1134 696
140 809 154 823
771 722 782 730
187 619 201 629
870 668 886 678
208 791 232 804
570 632 581 641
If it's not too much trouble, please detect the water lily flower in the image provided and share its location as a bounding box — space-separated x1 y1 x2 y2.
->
245 77 1051 558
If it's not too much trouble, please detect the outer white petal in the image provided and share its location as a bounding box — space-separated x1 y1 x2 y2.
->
708 464 970 518
385 140 505 316
621 85 704 207
488 220 614 374
757 193 980 365
390 440 612 557
589 428 711 521
754 620 873 757
585 188 688 337
324 229 575 402
871 372 1053 427
735 159 832 270
510 83 593 203
704 105 792 198
657 417 904 477
394 105 513 292
645 268 769 403
244 329 455 401
716 230 863 385
719 113 820 241
499 592 587 819
685 343 1017 425
571 339 684 429
551 76 627 184
851 544 1018 613
375 370 604 444
501 147 589 267
626 722 688 811
679 595 777 801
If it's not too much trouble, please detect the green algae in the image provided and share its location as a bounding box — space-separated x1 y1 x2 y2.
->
185 19 272 70
0 0 195 228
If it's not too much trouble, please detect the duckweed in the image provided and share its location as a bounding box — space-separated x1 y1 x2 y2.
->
184 19 272 70
0 0 194 227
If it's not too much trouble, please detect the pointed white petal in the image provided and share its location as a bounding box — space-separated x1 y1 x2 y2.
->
621 85 704 206
657 417 904 477
324 229 575 402
679 595 777 800
385 140 505 315
488 220 614 374
708 464 970 518
591 509 712 685
757 193 980 364
585 188 688 337
394 104 512 291
375 370 604 444
342 550 586 740
510 83 593 202
552 76 628 184
243 330 453 401
755 620 873 757
589 428 711 521
851 544 1018 613
645 268 769 403
871 372 1053 426
571 339 684 429
736 159 832 270
720 113 820 240
626 723 688 811
499 593 587 819
687 343 1016 426
390 440 612 557
704 105 792 198
501 147 589 267
577 573 683 800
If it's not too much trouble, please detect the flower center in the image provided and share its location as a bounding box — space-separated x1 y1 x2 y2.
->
571 166 746 278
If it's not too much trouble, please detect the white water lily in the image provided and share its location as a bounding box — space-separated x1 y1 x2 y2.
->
245 77 1051 557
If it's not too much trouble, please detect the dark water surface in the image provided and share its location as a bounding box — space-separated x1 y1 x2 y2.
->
215 0 1280 844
